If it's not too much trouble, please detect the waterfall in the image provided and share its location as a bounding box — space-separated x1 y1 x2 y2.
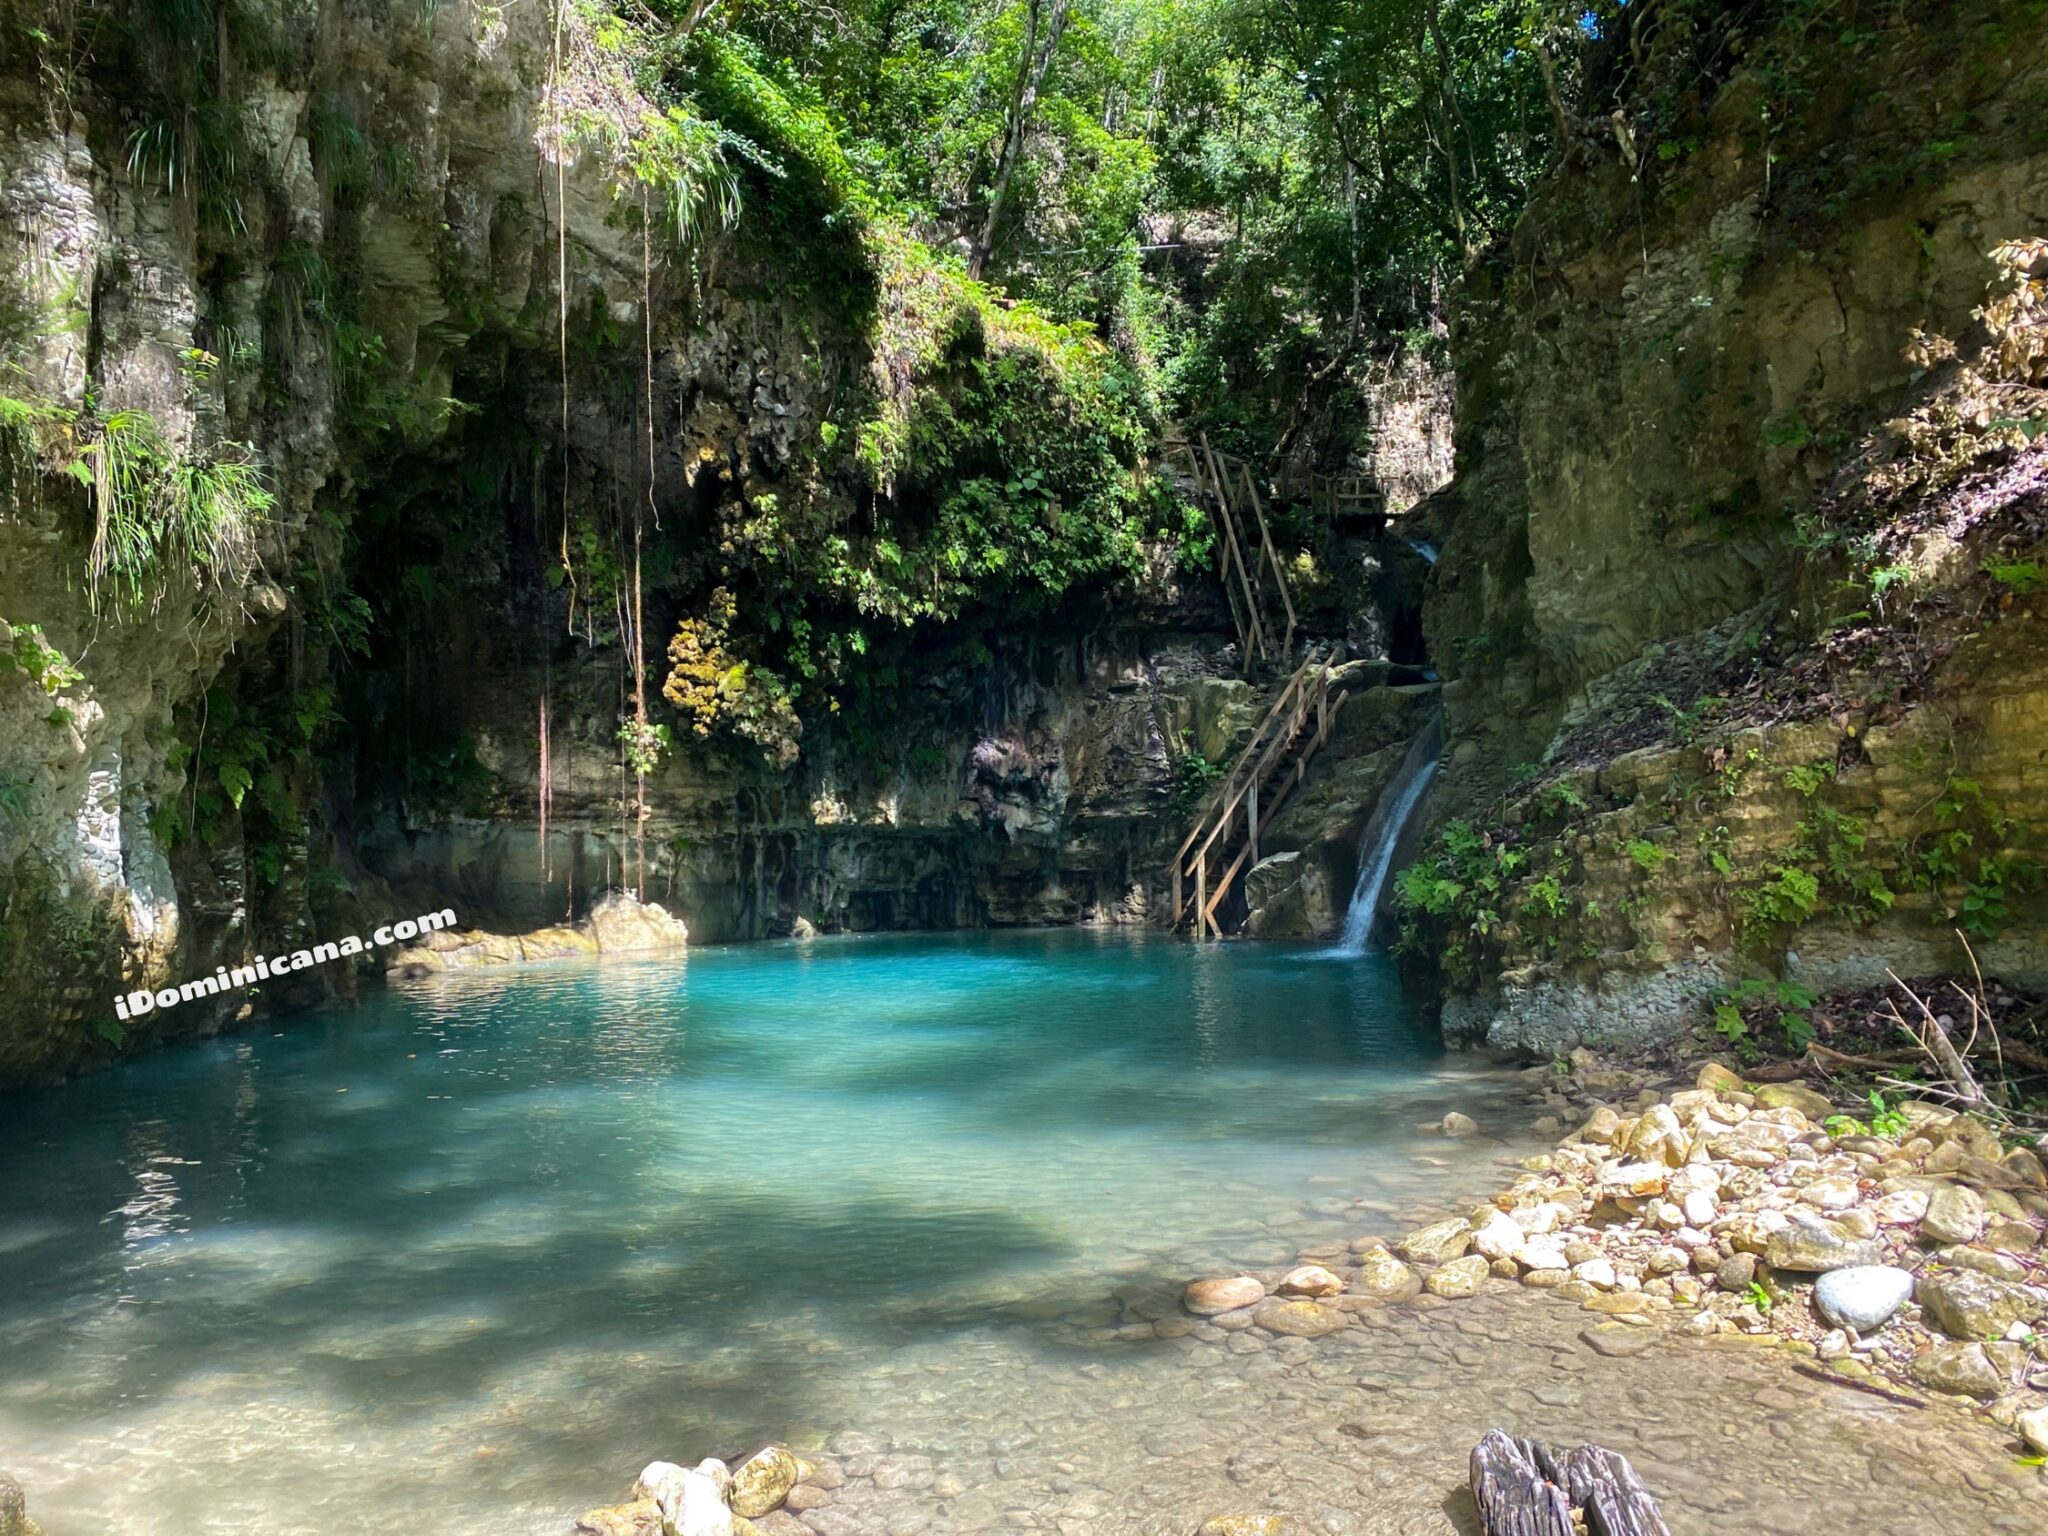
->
1331 712 1443 954
1403 537 1439 565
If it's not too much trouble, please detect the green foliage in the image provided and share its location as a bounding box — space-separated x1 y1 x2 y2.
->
0 619 83 696
0 769 32 825
1394 818 1541 985
72 408 273 613
1624 838 1667 872
1655 692 1723 745
1897 774 2040 939
1987 558 2043 594
1521 868 1567 923
1825 1090 1911 1139
1169 734 1225 819
1713 977 1818 1058
617 718 675 777
1738 863 1821 947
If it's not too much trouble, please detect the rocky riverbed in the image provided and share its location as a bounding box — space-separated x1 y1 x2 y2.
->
572 1051 2046 1536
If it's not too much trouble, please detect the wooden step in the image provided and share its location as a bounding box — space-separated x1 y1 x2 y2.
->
1169 647 1346 938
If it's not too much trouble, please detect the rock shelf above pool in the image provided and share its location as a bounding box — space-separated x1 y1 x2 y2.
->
383 892 688 977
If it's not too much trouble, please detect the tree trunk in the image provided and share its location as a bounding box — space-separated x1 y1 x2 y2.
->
1470 1431 1672 1536
969 0 1070 280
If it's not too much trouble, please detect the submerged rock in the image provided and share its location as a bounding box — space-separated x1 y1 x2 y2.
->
1424 1255 1492 1299
1812 1266 1914 1333
1254 1298 1346 1337
1277 1264 1341 1297
1185 1276 1266 1315
1354 1247 1422 1301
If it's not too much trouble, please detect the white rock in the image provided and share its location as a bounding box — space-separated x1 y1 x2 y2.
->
1571 1257 1617 1289
2019 1405 2048 1457
676 1467 734 1536
1473 1209 1525 1262
1511 1201 1575 1235
1873 1189 1930 1225
1682 1190 1718 1227
1514 1238 1570 1272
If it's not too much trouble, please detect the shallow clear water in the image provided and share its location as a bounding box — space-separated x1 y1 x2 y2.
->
0 929 1544 1534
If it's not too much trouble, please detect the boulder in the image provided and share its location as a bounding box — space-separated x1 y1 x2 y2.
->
1915 1269 2047 1341
575 1501 663 1536
1513 1238 1570 1273
1577 1106 1625 1144
1440 1111 1479 1138
1624 1105 1691 1168
588 892 689 954
1277 1265 1342 1298
520 925 601 961
1936 1245 2027 1282
1472 1209 1525 1262
1911 1341 2006 1400
1695 1062 1747 1094
1920 1185 1986 1246
1399 1218 1473 1264
633 1462 732 1536
2004 1147 2048 1187
1751 1083 1832 1120
1812 1265 1914 1333
1594 1162 1669 1198
1354 1247 1422 1301
1985 1219 2041 1251
730 1446 802 1518
1424 1255 1493 1299
1763 1212 1884 1273
2019 1405 2048 1458
1186 1276 1267 1315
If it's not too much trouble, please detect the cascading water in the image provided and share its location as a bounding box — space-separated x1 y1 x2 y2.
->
1331 711 1443 954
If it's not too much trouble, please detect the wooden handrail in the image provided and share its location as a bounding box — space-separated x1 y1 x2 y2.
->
1169 646 1347 936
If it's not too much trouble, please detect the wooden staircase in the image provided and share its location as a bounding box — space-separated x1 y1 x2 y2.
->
1170 647 1347 939
1166 433 1299 676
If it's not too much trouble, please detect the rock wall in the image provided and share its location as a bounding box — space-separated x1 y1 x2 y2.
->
0 1 1445 1084
1413 1 2048 1055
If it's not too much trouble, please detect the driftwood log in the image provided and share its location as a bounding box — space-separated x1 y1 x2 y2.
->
1469 1430 1673 1536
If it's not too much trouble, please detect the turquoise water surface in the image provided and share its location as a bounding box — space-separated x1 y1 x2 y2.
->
0 929 1523 1534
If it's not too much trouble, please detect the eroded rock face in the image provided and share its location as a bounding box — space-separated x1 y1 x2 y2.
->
1417 5 2048 1056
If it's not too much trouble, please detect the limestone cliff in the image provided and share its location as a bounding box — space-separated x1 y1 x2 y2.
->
1410 0 2048 1055
0 1 1419 1085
